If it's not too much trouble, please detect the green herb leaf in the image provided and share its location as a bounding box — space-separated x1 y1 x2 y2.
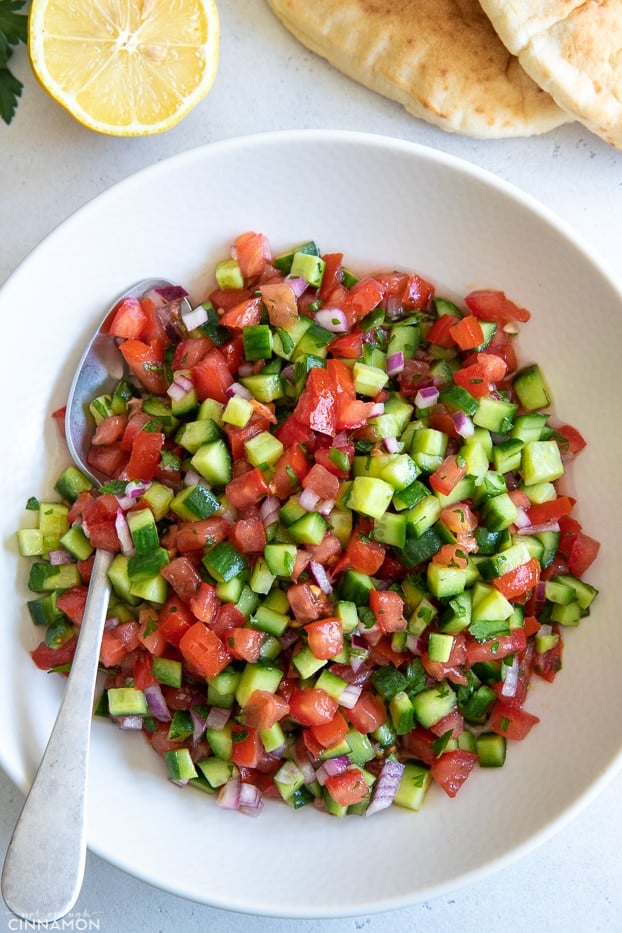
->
0 0 27 124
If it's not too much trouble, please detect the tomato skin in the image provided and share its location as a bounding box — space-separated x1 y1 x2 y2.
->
55 585 88 625
567 532 600 577
324 768 370 806
489 701 540 740
179 622 232 679
430 750 478 797
293 367 338 436
230 724 263 769
304 617 344 660
160 556 202 603
526 495 574 526
118 338 168 394
429 455 467 496
345 532 385 574
107 297 147 339
346 691 387 733
310 709 350 748
369 590 406 633
453 362 490 398
493 557 541 600
99 621 141 667
242 690 289 729
449 314 485 350
288 687 339 726
465 629 527 665
31 636 77 671
234 231 271 278
157 597 196 647
227 627 264 663
125 429 164 482
225 468 271 509
465 289 530 324
191 348 233 403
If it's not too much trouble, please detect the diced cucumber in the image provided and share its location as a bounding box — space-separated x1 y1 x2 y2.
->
394 762 431 812
476 732 507 767
512 364 551 411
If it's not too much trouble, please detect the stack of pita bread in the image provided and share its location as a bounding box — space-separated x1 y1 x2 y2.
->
266 0 622 148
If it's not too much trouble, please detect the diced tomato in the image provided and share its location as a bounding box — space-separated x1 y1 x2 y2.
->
493 557 541 600
167 517 231 554
234 231 271 278
259 282 299 330
272 444 309 499
567 531 600 577
310 709 350 749
346 691 387 733
449 315 485 350
227 627 264 662
31 636 77 671
172 337 212 370
526 495 574 526
160 556 202 603
91 414 128 446
324 767 370 806
287 582 330 623
106 296 148 339
555 423 587 458
293 367 338 436
346 277 385 323
453 362 491 398
304 617 344 660
225 468 271 509
369 589 406 633
219 296 263 330
476 351 508 383
274 414 317 449
230 724 263 769
401 272 435 309
328 330 363 359
100 621 141 668
118 338 167 394
318 252 344 301
179 622 232 679
426 314 457 348
211 603 247 639
191 348 234 403
429 708 464 739
302 463 340 501
242 689 289 729
230 516 267 554
132 651 157 689
430 749 478 797
157 597 196 647
422 632 468 685
489 701 540 740
289 687 339 726
465 289 531 324
208 286 252 311
225 415 273 460
55 585 88 625
401 727 436 766
137 607 167 656
429 454 468 496
345 532 386 574
465 628 527 665
125 429 164 482
188 581 219 624
86 444 127 480
534 628 564 682
307 532 342 567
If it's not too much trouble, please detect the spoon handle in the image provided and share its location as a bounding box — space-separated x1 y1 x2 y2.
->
2 548 114 923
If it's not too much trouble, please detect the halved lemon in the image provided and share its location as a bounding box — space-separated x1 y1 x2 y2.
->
29 0 220 136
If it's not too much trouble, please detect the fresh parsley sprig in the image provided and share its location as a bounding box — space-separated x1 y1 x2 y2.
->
0 0 28 125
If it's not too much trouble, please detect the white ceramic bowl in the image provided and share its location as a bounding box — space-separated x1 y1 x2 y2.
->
1 130 621 918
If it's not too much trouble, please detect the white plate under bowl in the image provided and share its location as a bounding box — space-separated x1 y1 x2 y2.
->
1 130 621 918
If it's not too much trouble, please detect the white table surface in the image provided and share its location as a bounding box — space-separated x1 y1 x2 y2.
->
2 3 621 931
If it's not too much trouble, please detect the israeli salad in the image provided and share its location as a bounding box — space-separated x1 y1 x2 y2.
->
18 232 600 817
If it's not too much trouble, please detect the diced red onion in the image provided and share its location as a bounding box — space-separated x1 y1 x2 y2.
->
183 468 203 487
517 521 560 535
191 710 207 743
182 304 209 331
259 495 281 527
205 706 231 731
286 276 308 298
539 623 553 637
350 647 370 673
237 363 255 377
114 509 134 555
126 479 149 498
115 715 144 731
406 633 425 655
369 402 385 417
143 684 171 722
167 372 194 401
314 308 349 333
282 364 296 384
292 752 317 786
386 351 405 376
383 436 400 454
299 487 320 511
153 285 188 302
276 760 304 786
503 322 520 336
452 411 474 438
501 655 520 698
226 381 253 400
366 759 405 817
239 782 264 817
217 775 241 810
317 498 335 517
514 507 532 529
104 615 120 630
48 548 73 566
385 295 403 320
338 683 363 709
315 755 350 786
415 385 439 408
309 561 333 594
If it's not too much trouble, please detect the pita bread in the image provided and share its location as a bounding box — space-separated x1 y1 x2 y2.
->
266 0 570 137
479 0 622 148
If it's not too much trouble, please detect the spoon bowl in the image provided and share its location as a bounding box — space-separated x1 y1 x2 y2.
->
1 278 182 923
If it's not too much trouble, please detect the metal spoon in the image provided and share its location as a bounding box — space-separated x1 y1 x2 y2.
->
2 279 181 923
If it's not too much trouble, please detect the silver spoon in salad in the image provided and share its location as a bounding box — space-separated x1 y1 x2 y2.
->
1 279 191 923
